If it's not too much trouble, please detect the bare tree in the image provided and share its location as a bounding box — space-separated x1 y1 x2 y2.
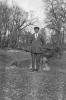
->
0 1 39 48
9 5 37 48
0 1 12 47
43 0 66 48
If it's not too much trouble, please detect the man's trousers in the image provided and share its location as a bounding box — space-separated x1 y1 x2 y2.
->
31 53 41 69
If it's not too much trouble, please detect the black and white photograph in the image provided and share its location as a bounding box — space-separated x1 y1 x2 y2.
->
0 0 66 100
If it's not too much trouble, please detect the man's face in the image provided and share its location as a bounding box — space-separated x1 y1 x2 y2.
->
34 29 39 33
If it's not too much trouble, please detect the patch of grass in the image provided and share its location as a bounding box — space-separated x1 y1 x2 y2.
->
0 49 31 67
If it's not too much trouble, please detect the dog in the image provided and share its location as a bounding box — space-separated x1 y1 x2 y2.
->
40 56 50 71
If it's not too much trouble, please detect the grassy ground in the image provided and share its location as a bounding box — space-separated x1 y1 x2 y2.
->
4 66 66 100
0 49 31 100
0 48 31 68
48 51 66 71
0 48 66 70
0 49 66 100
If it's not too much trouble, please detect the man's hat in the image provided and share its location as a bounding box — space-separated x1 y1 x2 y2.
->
34 26 39 30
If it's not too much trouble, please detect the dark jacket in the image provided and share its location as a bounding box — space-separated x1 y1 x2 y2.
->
29 33 45 53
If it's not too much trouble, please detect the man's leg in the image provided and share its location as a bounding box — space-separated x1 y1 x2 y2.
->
31 53 36 70
36 53 41 71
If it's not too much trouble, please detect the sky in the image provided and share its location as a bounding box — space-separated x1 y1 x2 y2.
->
8 0 46 27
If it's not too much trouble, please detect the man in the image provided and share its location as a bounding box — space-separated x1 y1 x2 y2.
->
29 26 45 71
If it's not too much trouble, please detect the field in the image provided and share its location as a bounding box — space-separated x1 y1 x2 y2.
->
0 49 66 100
